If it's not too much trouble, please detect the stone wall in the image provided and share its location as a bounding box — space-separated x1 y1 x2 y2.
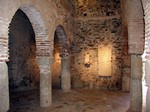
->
74 0 120 17
7 10 40 91
71 0 124 90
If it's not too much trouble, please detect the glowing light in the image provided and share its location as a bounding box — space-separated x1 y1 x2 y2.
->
54 52 61 63
84 52 90 64
98 45 112 76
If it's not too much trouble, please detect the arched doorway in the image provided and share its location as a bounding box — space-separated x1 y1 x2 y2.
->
5 5 52 110
51 25 71 92
7 9 40 110
51 31 61 89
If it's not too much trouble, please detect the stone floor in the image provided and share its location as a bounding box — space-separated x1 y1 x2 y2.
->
8 89 130 112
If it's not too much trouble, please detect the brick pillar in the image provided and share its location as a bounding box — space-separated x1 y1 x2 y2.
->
37 57 53 107
61 57 71 92
145 59 150 112
0 62 9 112
129 55 142 112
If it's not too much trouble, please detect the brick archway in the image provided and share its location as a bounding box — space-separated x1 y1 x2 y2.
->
0 4 52 111
54 25 71 91
55 25 70 58
20 5 51 57
18 5 52 108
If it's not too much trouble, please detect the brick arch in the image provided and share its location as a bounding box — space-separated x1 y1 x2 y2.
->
127 0 144 54
0 4 52 63
7 4 52 108
54 25 71 92
55 25 70 58
20 5 51 57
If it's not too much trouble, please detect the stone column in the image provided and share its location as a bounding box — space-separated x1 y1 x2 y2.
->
129 55 142 112
61 57 71 92
146 88 150 112
37 57 53 107
145 59 150 112
0 62 9 112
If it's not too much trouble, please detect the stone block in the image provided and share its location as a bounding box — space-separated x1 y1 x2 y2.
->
130 78 142 112
145 59 150 86
122 74 130 92
131 55 142 79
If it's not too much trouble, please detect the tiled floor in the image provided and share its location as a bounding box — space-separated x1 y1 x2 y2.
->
9 89 130 112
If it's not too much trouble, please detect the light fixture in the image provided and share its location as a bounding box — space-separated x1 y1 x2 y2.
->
98 44 112 76
84 52 90 67
54 52 61 63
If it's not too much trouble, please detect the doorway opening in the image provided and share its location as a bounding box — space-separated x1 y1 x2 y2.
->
51 31 61 89
7 9 40 110
51 25 71 91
